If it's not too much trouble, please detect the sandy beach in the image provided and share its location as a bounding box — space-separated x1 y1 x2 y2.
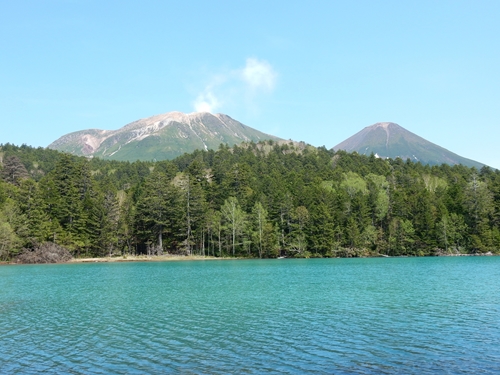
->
69 254 224 263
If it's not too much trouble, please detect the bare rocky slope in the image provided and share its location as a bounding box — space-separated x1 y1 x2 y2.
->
48 112 282 161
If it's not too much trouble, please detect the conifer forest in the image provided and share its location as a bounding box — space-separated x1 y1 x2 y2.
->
1 141 499 261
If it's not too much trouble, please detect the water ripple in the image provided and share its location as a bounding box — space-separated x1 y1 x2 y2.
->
1 258 500 374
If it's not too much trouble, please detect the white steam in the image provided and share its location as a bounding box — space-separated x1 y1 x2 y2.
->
192 58 277 113
193 91 221 113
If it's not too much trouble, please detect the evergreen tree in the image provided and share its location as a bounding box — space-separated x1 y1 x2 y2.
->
463 174 494 252
0 155 29 186
135 170 181 254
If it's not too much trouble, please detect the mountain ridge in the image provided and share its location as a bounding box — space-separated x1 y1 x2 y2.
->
48 111 283 161
48 114 487 168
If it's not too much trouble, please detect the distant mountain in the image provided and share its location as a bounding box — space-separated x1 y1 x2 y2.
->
48 112 283 161
333 122 485 169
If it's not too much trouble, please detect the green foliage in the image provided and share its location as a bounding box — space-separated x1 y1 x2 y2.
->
0 217 19 260
0 141 499 260
1 155 29 185
220 197 246 256
135 170 182 253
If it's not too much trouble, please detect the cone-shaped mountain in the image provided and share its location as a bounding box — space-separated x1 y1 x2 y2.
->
333 122 485 168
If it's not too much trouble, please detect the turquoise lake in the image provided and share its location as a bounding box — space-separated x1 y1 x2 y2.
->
1 257 499 374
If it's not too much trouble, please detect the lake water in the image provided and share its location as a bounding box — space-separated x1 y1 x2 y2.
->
1 257 499 374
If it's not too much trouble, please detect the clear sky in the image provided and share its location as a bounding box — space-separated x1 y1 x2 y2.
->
1 0 499 168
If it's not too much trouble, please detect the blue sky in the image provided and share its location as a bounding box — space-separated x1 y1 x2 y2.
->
1 0 499 168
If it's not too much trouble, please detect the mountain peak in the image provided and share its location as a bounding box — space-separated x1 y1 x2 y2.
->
371 121 394 126
334 122 485 168
123 111 211 128
48 111 282 161
368 122 398 129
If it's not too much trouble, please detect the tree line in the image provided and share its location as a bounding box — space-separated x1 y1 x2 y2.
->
1 141 499 261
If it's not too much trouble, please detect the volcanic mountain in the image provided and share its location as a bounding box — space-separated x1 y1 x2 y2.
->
48 112 282 161
333 122 485 169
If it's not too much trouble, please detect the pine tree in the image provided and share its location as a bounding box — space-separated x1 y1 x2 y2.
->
17 179 52 247
1 155 29 186
135 171 181 254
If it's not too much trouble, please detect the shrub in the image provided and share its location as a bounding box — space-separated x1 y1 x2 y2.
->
16 242 73 264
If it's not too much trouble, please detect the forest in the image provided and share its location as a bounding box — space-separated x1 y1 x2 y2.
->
1 141 499 261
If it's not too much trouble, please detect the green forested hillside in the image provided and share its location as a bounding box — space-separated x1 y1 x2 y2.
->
1 141 499 261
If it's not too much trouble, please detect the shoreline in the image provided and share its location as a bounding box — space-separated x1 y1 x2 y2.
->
0 254 229 266
70 254 225 263
69 252 498 263
1 252 497 266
